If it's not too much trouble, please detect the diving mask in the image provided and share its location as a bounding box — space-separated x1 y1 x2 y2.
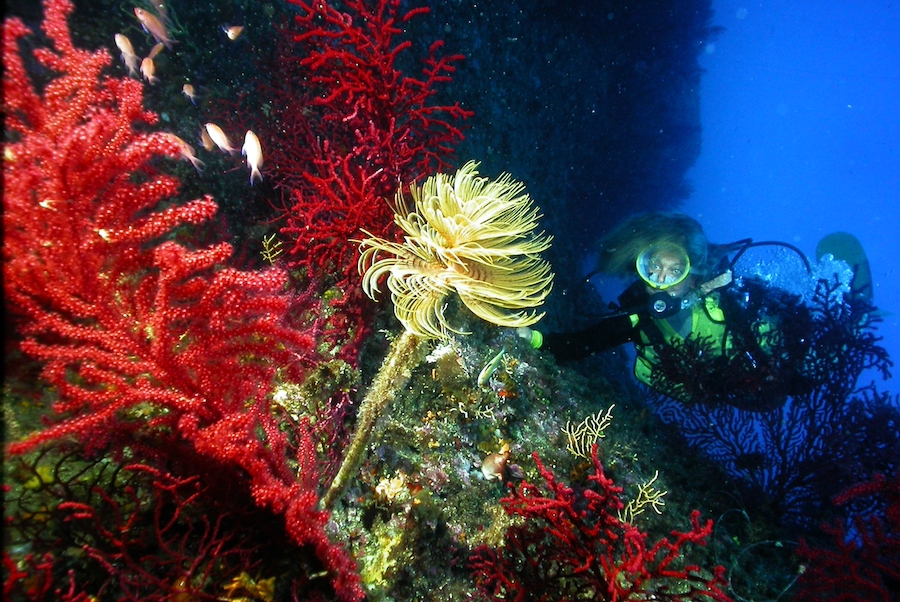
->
636 243 691 290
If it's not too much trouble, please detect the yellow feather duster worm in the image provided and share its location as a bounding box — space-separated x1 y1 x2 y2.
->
359 161 554 338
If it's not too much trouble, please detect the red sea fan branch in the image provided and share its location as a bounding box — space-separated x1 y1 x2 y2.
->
55 464 244 600
794 471 900 601
252 0 471 363
470 447 732 601
3 1 363 599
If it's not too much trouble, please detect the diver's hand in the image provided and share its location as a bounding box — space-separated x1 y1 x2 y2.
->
516 327 543 349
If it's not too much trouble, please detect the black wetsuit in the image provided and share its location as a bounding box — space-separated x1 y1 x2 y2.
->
541 281 662 361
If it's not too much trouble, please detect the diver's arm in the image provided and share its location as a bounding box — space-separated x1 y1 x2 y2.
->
525 312 640 361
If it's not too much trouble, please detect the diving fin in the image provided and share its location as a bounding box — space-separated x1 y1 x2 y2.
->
816 232 873 303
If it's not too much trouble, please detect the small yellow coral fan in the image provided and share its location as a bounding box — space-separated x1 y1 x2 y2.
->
359 161 554 338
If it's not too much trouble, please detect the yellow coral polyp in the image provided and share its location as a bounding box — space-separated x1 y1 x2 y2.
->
359 161 554 339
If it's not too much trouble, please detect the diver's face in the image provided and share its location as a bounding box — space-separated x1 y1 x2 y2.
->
647 251 686 285
645 252 691 297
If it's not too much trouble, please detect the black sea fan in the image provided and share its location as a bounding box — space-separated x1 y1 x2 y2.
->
650 277 816 412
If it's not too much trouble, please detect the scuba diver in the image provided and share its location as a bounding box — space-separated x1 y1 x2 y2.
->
518 212 873 410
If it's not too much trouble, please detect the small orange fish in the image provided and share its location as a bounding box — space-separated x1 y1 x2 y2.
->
114 34 140 78
199 127 215 152
160 133 204 172
204 123 238 154
134 8 175 49
222 25 244 41
114 33 135 56
182 84 198 105
140 57 158 84
147 42 165 60
149 0 170 26
241 130 263 184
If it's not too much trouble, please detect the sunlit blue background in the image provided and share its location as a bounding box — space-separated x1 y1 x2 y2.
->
684 1 900 375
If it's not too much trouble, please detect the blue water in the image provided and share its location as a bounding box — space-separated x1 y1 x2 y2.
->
684 0 900 376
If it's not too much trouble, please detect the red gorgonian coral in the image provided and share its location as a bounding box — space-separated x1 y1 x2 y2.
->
794 470 900 602
255 0 472 362
3 0 362 598
469 448 732 601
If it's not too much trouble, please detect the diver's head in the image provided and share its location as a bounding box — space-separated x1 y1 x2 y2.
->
596 212 711 291
636 242 694 296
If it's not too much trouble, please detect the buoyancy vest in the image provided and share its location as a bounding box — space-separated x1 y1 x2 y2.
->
633 294 728 390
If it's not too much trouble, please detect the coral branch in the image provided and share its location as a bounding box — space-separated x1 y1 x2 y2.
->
3 1 362 598
795 471 900 601
470 447 732 601
252 0 472 363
